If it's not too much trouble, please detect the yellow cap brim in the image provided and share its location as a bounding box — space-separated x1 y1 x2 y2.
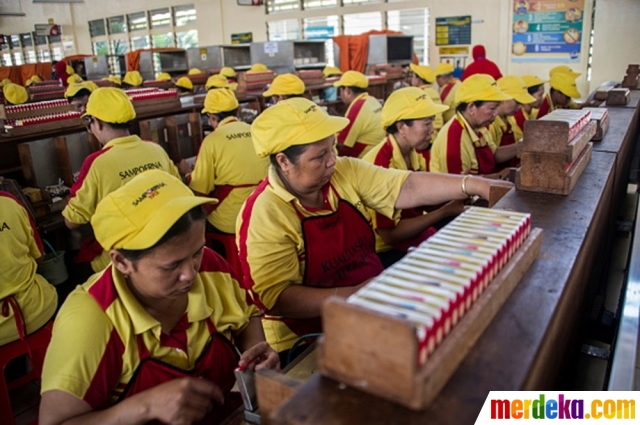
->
511 91 537 105
559 86 581 99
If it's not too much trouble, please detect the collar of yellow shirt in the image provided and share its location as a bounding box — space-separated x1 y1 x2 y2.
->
102 134 144 150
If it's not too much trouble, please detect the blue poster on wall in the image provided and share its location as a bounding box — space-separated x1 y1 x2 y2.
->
511 0 584 62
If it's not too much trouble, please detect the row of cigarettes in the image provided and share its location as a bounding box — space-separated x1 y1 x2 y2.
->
4 111 81 127
127 89 178 102
539 109 592 141
4 99 69 114
348 207 531 366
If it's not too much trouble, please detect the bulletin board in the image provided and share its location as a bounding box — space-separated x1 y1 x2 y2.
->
511 0 584 62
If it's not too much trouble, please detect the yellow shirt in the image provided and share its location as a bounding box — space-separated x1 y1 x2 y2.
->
430 113 497 174
419 84 445 141
439 79 461 124
236 157 410 351
337 92 385 158
63 135 180 271
41 248 258 408
488 115 516 147
189 117 269 234
0 192 57 345
362 135 425 253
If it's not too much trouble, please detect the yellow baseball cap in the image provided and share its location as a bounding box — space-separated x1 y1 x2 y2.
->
175 76 193 91
220 67 237 79
435 62 455 76
248 63 269 73
65 81 97 99
263 74 306 97
322 66 342 78
333 70 368 89
157 72 172 81
25 77 35 87
92 170 217 251
381 87 449 130
84 87 136 123
67 74 84 85
205 74 238 91
497 75 536 105
188 68 202 75
30 75 42 83
66 65 75 76
201 88 239 114
521 75 547 88
549 65 581 79
123 70 143 87
455 74 512 104
409 64 436 84
0 78 11 87
549 72 581 98
103 75 122 86
251 97 349 158
3 83 28 105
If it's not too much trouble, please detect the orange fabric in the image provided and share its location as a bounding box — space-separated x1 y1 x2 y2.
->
126 48 182 71
0 64 52 86
333 30 403 73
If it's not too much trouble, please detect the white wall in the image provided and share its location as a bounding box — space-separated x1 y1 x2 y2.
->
1 0 637 96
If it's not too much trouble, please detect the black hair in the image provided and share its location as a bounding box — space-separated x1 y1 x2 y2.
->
550 87 569 98
414 75 429 85
456 100 486 113
66 89 92 103
101 120 134 130
386 119 415 135
52 60 58 65
527 84 543 95
118 205 207 262
346 86 367 95
176 86 192 94
211 109 238 121
279 94 305 100
269 144 310 168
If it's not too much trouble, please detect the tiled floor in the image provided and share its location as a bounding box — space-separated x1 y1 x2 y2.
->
9 379 40 425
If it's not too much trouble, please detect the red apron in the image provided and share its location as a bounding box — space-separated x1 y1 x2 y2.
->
203 183 259 215
473 134 495 175
117 318 242 425
280 189 384 336
390 208 437 252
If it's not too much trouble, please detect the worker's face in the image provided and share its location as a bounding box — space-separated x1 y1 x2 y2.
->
70 95 90 115
468 101 500 128
112 219 206 300
277 136 337 194
338 87 355 105
497 99 521 117
436 75 450 88
398 117 435 150
207 113 220 130
411 74 423 88
551 90 571 107
529 85 545 108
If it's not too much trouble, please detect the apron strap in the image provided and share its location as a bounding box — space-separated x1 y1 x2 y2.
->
1 295 40 375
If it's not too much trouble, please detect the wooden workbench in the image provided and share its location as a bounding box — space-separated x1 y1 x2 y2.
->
268 98 640 425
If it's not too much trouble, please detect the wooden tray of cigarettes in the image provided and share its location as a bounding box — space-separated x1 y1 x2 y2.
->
318 207 543 410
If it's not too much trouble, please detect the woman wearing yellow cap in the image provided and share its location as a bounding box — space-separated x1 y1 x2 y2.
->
247 63 269 74
123 70 143 88
189 89 269 235
363 87 465 267
512 75 546 137
488 76 536 169
409 63 446 148
533 71 581 119
430 74 517 175
41 170 278 425
236 97 510 359
175 76 194 94
220 67 237 84
63 88 180 276
263 74 306 104
64 81 98 114
0 192 57 346
205 74 238 91
435 62 462 124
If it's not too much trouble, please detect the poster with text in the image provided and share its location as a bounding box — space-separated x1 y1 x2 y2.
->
511 0 584 62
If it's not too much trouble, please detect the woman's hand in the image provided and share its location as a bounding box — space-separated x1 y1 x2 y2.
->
441 199 466 216
239 341 280 371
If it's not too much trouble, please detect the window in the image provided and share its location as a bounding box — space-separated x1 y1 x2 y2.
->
89 19 107 37
25 50 37 64
128 12 148 32
35 35 48 46
9 35 21 49
111 39 130 55
152 33 174 48
108 16 127 35
304 16 339 66
51 46 63 61
268 20 300 41
13 52 24 65
150 8 172 28
267 0 299 14
387 8 429 63
176 30 198 48
343 12 382 35
50 35 61 43
38 49 51 62
303 0 336 9
174 4 196 27
131 35 150 50
20 33 33 47
93 41 109 55
342 0 381 5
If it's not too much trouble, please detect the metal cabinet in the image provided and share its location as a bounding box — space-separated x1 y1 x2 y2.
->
250 41 326 74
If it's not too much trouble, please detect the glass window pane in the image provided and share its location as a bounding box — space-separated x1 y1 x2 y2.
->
93 41 109 55
304 16 338 66
111 39 130 55
387 8 429 63
152 33 174 48
174 4 196 27
38 49 51 62
20 33 33 47
35 35 48 46
302 0 336 9
131 36 150 50
176 30 198 48
25 50 37 64
128 12 148 32
108 16 127 35
151 8 172 29
9 35 21 49
2 53 13 66
267 20 300 41
267 0 299 14
343 12 382 35
342 0 381 5
13 52 24 65
89 19 106 37
50 35 61 43
51 46 63 61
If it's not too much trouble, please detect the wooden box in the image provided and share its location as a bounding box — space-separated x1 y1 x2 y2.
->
520 119 596 163
317 228 543 410
582 108 610 141
606 88 631 106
